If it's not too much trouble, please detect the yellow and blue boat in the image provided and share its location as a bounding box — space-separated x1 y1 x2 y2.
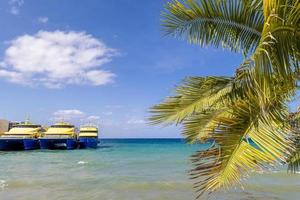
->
39 122 77 150
78 124 99 148
0 121 42 150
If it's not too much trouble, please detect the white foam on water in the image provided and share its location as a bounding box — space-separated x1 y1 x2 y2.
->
0 180 8 190
77 161 88 165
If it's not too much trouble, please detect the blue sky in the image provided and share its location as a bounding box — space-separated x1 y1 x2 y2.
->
0 0 244 138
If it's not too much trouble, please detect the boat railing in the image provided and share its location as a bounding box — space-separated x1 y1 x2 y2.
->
80 123 99 129
42 134 74 139
0 134 33 139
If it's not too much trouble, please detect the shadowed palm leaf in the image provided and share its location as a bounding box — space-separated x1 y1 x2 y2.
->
287 111 300 173
288 143 300 172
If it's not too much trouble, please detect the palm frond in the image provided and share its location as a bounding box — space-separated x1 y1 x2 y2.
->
182 108 229 143
149 76 233 125
190 99 293 198
249 0 300 87
162 0 264 56
287 144 300 173
287 110 300 173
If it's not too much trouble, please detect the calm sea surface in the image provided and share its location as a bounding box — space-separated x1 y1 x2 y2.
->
0 139 299 200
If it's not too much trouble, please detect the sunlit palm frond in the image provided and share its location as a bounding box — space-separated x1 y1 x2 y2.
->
149 76 233 125
162 0 264 56
190 98 293 198
250 0 300 86
150 60 296 197
182 108 229 143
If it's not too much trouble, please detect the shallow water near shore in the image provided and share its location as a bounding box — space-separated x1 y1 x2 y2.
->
0 139 299 200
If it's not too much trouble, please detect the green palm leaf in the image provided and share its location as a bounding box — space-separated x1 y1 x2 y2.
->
182 108 229 143
162 0 264 56
249 0 300 87
287 144 300 173
149 76 233 125
190 98 293 198
287 111 300 173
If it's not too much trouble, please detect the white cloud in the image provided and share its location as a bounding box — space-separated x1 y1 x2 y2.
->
53 109 85 121
10 7 19 15
86 115 101 121
37 16 48 24
101 111 113 116
127 118 146 124
52 109 100 125
105 105 123 109
0 69 29 85
0 30 117 88
85 70 115 85
9 0 24 15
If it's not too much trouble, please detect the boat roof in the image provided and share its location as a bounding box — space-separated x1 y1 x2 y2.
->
5 120 42 135
80 123 98 128
50 122 74 128
79 126 98 132
12 121 41 128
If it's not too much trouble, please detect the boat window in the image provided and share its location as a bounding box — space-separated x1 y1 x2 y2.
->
50 125 74 128
2 134 32 137
15 125 41 128
80 130 98 133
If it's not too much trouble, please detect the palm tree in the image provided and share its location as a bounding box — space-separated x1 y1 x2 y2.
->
149 0 300 198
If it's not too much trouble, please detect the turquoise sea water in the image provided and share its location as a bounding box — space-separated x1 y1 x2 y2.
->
0 139 299 200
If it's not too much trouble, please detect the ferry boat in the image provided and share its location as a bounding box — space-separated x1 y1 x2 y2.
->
0 121 42 150
78 124 99 148
39 122 77 150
